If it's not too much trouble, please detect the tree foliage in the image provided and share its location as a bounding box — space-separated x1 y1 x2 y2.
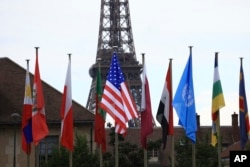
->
103 127 144 167
43 134 99 167
245 142 250 150
103 127 162 167
174 135 218 167
42 127 162 167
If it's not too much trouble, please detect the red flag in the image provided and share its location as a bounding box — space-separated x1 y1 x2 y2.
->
100 53 138 135
21 60 33 154
141 59 153 149
60 56 73 151
32 47 49 145
94 66 106 152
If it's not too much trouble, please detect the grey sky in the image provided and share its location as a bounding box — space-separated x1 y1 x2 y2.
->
1 0 250 126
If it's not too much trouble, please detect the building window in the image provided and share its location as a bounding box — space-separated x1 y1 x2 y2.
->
39 135 59 166
148 149 159 162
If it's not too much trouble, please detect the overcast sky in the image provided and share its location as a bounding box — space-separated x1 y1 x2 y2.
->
1 0 250 127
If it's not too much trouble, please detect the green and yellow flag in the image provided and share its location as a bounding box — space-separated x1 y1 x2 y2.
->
94 66 107 152
211 53 225 146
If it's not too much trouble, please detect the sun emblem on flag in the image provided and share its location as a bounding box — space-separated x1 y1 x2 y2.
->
182 83 194 107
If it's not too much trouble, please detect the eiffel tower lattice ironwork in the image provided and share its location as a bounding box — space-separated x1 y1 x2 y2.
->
86 0 142 127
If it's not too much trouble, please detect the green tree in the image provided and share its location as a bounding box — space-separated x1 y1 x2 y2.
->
147 139 162 150
245 142 250 150
44 134 99 167
174 137 192 167
103 127 144 167
40 145 68 167
196 136 218 167
174 135 218 167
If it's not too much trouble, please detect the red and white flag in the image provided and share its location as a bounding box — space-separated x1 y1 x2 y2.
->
60 56 73 151
32 47 49 145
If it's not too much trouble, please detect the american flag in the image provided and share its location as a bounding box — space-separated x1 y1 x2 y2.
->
100 53 138 135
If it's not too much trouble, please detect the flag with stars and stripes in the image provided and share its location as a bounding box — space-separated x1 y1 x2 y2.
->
100 52 138 135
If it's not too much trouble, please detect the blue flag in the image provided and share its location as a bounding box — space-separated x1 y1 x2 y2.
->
173 51 197 143
239 58 250 150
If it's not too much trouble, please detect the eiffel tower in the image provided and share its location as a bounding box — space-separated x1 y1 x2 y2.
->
86 0 142 127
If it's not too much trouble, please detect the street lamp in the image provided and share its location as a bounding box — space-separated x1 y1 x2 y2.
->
10 112 21 167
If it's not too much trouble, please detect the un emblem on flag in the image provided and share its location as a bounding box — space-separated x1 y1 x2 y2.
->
230 151 250 167
182 84 194 107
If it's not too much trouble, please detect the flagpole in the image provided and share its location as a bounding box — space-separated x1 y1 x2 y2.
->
97 57 103 167
34 47 39 167
115 132 118 167
217 111 221 167
215 52 222 167
35 47 39 56
169 58 175 167
99 147 103 167
112 46 119 167
27 145 30 167
141 53 148 167
69 152 72 167
188 46 196 167
27 147 30 167
239 57 243 150
25 59 31 167
171 136 175 167
192 143 196 167
67 53 73 167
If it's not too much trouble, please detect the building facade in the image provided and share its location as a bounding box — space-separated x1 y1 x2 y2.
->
0 57 95 167
1 57 247 167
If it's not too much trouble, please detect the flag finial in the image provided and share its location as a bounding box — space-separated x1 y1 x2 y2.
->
26 59 30 67
35 47 39 57
97 57 102 69
215 52 219 61
141 53 145 65
96 57 102 62
189 46 193 53
112 46 118 53
68 53 71 61
240 57 243 64
215 52 219 58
